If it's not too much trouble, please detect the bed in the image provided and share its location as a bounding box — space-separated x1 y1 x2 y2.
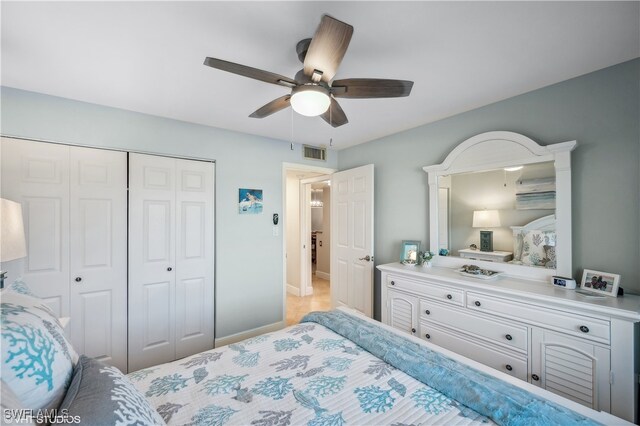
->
0 287 627 426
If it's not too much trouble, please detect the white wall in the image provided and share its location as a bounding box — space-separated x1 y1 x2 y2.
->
0 86 338 338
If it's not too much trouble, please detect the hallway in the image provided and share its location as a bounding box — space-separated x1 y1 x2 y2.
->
286 275 330 325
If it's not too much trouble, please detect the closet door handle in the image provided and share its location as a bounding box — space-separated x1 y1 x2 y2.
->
167 267 173 272
75 277 82 283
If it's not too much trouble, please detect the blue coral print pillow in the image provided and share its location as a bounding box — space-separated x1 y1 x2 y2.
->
60 356 165 426
3 278 35 296
1 291 78 411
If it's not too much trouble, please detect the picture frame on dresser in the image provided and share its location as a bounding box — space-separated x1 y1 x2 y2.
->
580 269 620 297
400 240 421 263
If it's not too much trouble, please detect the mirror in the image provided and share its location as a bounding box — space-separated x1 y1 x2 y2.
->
440 161 556 268
424 131 576 278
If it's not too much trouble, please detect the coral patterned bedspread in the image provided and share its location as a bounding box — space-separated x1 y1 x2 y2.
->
129 321 492 425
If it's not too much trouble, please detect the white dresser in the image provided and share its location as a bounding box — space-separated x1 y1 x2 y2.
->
379 263 640 422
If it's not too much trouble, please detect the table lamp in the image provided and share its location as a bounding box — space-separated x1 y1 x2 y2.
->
472 210 500 252
1 198 27 289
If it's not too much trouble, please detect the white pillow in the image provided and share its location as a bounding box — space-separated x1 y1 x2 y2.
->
1 291 78 411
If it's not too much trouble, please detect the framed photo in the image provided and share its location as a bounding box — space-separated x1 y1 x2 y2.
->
238 188 263 214
400 240 421 263
580 269 620 297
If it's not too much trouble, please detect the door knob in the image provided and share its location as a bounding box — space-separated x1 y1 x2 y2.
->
167 267 173 272
359 255 373 262
75 277 82 283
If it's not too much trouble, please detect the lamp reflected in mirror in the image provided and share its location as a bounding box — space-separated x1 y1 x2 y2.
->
472 210 500 252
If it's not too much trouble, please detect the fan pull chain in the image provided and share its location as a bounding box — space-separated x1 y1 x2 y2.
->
290 108 294 150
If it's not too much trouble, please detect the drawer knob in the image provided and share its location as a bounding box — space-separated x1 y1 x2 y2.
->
167 267 173 272
505 334 513 341
425 333 431 339
75 277 82 283
411 328 416 333
391 281 395 286
505 364 513 371
425 309 430 315
531 374 540 381
474 301 481 307
579 325 589 333
446 294 452 300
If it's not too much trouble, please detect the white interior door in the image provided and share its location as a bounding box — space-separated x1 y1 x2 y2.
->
1 138 70 317
129 153 177 371
69 146 127 372
175 159 214 359
331 164 374 317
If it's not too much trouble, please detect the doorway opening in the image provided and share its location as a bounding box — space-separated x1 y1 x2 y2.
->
283 164 334 326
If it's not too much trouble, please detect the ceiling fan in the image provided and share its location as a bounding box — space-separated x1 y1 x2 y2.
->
203 15 414 127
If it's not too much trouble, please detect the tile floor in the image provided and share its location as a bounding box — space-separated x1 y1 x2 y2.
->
286 274 331 325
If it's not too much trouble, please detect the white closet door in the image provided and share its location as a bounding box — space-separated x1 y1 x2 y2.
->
69 147 127 372
1 138 70 317
175 159 214 359
128 153 177 371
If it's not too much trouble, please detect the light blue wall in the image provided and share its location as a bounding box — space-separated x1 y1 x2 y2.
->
338 59 640 319
0 86 337 337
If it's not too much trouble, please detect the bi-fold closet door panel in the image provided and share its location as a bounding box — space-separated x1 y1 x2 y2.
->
69 146 128 372
128 153 214 371
0 138 128 372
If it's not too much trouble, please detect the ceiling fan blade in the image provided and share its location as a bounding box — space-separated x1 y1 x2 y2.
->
249 95 291 118
332 79 414 98
204 57 297 88
303 15 353 83
320 98 348 127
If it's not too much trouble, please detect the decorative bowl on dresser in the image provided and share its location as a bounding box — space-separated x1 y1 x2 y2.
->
379 262 640 423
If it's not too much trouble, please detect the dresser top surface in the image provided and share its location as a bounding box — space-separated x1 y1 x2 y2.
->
378 262 640 321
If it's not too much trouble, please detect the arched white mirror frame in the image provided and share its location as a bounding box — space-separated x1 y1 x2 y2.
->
423 131 576 281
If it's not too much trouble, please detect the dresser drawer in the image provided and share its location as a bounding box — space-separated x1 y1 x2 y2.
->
387 275 464 306
420 300 527 352
419 321 528 381
466 292 610 344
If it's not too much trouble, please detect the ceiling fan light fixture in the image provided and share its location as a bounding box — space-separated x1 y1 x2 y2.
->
290 84 331 117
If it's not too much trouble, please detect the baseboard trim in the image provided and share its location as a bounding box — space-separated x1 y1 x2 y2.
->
287 284 300 296
306 286 314 295
315 271 330 281
215 321 286 347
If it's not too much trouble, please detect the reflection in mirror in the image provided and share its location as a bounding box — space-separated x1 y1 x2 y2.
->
439 161 556 268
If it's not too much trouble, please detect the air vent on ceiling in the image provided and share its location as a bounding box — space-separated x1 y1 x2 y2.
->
303 145 326 161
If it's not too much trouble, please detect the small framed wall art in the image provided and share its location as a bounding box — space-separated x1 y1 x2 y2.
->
579 269 620 297
400 240 421 264
238 188 263 214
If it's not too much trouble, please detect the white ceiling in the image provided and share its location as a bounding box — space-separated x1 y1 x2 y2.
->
2 2 638 150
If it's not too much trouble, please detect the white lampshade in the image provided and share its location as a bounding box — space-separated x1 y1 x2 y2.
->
290 85 331 117
472 210 501 228
1 198 27 262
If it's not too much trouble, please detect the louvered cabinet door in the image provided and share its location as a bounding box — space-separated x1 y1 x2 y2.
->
387 289 418 336
531 328 611 412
